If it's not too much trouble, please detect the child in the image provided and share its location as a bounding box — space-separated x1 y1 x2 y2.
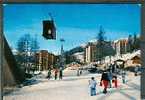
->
89 77 97 96
112 74 118 88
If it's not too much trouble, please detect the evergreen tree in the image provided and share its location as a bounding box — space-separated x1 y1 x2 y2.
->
97 26 106 64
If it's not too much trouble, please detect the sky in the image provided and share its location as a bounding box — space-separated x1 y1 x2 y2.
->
3 4 141 55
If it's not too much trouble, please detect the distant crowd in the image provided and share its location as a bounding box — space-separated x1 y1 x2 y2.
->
47 67 63 80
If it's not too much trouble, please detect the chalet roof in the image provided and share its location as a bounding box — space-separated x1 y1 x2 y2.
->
131 55 140 60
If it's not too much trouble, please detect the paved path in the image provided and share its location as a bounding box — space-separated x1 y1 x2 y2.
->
4 72 141 100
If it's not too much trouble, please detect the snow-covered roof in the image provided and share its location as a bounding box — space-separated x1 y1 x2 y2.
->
121 50 140 60
12 49 18 55
89 39 98 43
104 50 141 63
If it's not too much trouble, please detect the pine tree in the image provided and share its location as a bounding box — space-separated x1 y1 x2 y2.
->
97 26 105 64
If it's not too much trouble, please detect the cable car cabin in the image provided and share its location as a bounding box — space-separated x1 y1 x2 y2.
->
42 20 56 39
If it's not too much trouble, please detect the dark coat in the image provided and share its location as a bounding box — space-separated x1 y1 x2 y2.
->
101 72 110 81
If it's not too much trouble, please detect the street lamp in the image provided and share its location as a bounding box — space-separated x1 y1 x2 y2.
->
58 38 65 79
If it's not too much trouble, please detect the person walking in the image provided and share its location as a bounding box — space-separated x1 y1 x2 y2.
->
100 70 109 94
59 68 63 80
112 63 116 73
54 68 58 80
134 67 138 76
108 69 113 88
112 74 118 88
122 70 126 84
47 69 51 80
89 77 97 96
77 69 80 76
80 70 82 75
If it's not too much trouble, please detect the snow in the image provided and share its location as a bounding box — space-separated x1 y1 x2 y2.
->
80 43 87 48
80 39 98 48
73 52 84 62
12 48 18 55
73 52 84 56
3 70 141 100
103 50 141 65
89 39 98 43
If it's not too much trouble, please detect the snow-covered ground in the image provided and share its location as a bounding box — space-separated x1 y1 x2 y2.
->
3 70 141 100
